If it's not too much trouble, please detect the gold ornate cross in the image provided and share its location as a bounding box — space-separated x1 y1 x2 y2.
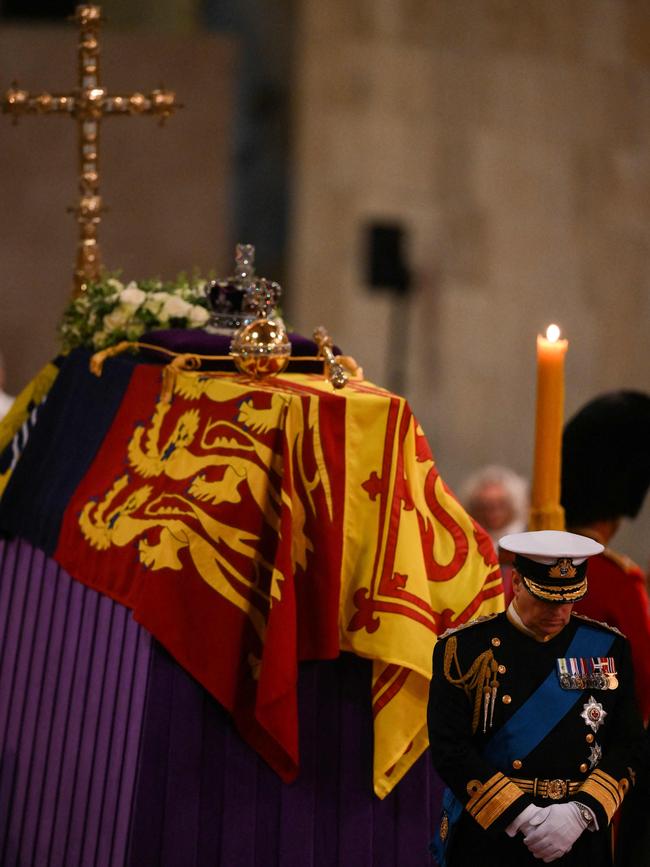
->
2 3 179 295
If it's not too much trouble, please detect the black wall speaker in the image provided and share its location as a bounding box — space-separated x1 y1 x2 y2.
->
366 222 411 296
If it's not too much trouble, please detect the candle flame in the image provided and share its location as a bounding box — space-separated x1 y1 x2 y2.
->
545 323 561 343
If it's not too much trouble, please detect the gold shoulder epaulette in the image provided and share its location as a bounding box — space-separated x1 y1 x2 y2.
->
602 546 640 575
438 612 499 641
572 612 626 638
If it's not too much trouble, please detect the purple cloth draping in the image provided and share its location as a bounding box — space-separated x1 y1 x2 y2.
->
128 646 443 867
0 538 151 867
0 536 444 866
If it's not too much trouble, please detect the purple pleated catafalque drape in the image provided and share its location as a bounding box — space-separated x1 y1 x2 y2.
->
0 537 150 867
0 537 444 867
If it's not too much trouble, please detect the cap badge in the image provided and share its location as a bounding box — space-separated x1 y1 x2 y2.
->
581 696 607 732
549 558 577 579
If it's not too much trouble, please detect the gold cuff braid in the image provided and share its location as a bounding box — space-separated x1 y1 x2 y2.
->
466 773 525 829
578 769 625 822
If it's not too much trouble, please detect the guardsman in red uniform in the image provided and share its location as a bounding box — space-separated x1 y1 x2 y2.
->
561 389 650 724
428 530 645 866
560 390 650 866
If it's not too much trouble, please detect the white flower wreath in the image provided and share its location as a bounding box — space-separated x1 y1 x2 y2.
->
58 272 213 352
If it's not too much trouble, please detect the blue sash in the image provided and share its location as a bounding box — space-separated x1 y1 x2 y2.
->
484 624 614 767
430 624 615 864
430 788 463 866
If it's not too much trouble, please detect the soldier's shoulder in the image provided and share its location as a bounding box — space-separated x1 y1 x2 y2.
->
438 612 502 641
602 546 642 575
572 612 626 639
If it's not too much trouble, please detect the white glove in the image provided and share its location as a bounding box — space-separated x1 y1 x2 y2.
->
505 803 550 838
522 802 591 862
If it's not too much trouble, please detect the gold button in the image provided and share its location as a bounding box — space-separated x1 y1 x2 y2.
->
502 694 512 704
512 759 522 770
580 763 588 773
586 734 594 743
491 637 501 647
498 664 507 674
619 778 630 793
466 779 482 795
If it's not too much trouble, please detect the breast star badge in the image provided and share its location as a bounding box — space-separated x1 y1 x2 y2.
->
588 742 602 769
581 696 607 733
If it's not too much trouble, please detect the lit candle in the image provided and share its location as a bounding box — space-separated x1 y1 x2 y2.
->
529 324 568 530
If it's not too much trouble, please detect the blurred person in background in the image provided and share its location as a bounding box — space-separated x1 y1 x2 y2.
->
460 464 529 603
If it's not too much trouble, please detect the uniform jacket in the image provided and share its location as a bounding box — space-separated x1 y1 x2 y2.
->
428 609 645 866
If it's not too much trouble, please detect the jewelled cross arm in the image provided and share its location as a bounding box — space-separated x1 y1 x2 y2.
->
428 636 531 835
574 639 644 827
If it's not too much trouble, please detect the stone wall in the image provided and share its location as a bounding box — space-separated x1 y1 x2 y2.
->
288 0 650 562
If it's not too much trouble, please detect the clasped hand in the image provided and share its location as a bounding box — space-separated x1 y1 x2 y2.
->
521 803 588 862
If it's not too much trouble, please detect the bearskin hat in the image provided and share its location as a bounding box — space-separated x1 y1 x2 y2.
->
561 390 650 527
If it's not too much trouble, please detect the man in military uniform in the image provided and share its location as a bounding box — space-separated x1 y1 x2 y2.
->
428 530 645 866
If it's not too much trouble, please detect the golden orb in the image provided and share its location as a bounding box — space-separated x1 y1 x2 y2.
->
230 317 291 377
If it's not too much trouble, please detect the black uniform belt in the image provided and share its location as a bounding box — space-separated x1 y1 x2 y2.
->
509 777 582 800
